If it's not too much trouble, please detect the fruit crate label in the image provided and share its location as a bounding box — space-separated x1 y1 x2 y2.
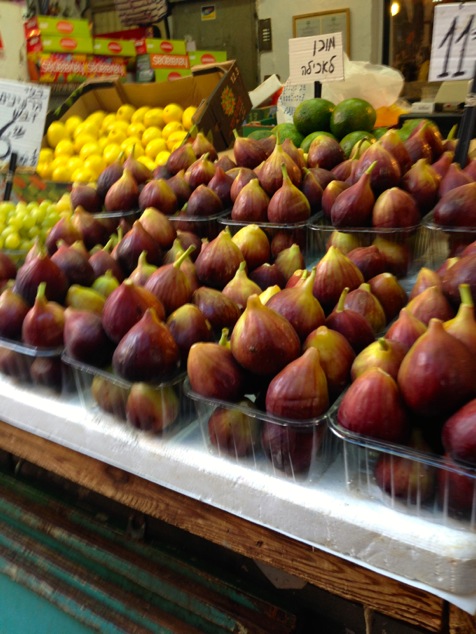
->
288 32 344 84
428 1 476 83
0 79 50 169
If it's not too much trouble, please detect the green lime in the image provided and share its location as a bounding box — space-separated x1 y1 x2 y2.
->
300 130 336 153
340 130 376 158
373 127 388 140
329 98 377 140
293 97 335 136
248 128 274 140
271 122 304 147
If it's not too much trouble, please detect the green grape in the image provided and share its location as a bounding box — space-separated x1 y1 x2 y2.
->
28 225 41 239
4 232 21 250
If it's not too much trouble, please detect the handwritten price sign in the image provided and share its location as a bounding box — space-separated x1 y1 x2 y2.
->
428 1 476 83
0 80 50 169
288 32 344 84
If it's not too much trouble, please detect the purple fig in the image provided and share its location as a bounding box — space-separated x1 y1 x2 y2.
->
112 307 180 382
187 328 246 401
230 294 300 377
337 367 409 442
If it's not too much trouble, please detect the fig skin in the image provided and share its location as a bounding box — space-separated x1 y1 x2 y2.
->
337 367 410 443
441 399 476 467
230 294 301 377
187 332 247 402
397 318 476 419
207 399 260 457
126 383 179 433
112 308 180 382
265 347 329 420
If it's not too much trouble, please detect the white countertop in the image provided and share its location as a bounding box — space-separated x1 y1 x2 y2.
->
0 376 475 615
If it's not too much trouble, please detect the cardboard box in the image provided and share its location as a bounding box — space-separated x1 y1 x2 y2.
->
134 38 187 55
46 61 251 151
93 38 137 58
26 35 94 55
27 53 127 83
24 16 92 39
188 50 227 66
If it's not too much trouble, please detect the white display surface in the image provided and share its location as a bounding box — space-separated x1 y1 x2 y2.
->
0 376 476 615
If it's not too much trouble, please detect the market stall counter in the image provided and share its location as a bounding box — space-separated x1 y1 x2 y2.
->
0 373 475 633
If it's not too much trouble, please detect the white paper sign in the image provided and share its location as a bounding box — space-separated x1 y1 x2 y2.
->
288 33 345 84
0 80 51 169
428 1 476 83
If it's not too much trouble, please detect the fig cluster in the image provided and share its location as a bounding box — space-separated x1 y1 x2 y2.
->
336 260 476 519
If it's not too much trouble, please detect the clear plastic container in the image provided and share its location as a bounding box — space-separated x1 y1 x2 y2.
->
419 211 476 269
217 214 312 265
63 354 195 437
184 378 339 483
329 414 476 532
169 210 230 239
307 214 426 288
0 337 73 396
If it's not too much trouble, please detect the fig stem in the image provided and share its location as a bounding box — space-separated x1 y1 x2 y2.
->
36 281 47 304
459 283 474 308
377 338 389 351
218 328 230 347
447 123 458 141
336 286 350 312
173 244 196 269
365 160 378 175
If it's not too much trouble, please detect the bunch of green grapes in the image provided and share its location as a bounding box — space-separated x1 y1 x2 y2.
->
0 199 68 252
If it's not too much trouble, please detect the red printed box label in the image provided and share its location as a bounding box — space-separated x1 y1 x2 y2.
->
150 53 190 69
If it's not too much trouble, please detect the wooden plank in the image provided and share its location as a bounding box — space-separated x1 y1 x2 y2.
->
0 419 458 632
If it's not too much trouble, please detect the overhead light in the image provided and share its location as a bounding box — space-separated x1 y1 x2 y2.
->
390 1 400 16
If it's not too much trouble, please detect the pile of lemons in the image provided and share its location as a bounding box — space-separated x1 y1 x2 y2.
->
39 103 197 183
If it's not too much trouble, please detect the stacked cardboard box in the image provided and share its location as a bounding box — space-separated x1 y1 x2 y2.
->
25 16 131 83
135 39 227 83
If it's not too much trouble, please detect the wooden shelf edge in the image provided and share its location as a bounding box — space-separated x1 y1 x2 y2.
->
0 418 472 633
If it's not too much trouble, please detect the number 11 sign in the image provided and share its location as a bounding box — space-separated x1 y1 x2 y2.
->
428 1 476 82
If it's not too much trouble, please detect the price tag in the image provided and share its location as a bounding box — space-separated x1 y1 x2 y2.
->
288 32 344 84
428 1 476 82
0 80 51 169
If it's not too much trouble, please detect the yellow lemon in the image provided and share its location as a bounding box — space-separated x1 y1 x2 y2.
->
102 143 123 165
145 137 167 159
121 136 142 150
137 155 156 172
36 162 53 180
143 107 164 128
107 128 127 146
64 115 84 137
161 120 185 139
39 147 54 163
163 103 184 125
74 133 97 154
155 150 171 166
182 105 197 131
54 138 75 157
97 136 109 152
46 121 69 148
79 141 101 160
84 154 106 176
128 121 146 138
141 126 162 146
71 167 96 183
74 119 99 140
100 112 117 133
131 106 150 124
166 129 188 151
116 103 136 122
50 155 69 172
51 164 73 182
85 110 107 127
67 155 84 173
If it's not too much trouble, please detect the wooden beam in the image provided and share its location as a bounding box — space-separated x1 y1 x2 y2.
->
0 419 469 633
